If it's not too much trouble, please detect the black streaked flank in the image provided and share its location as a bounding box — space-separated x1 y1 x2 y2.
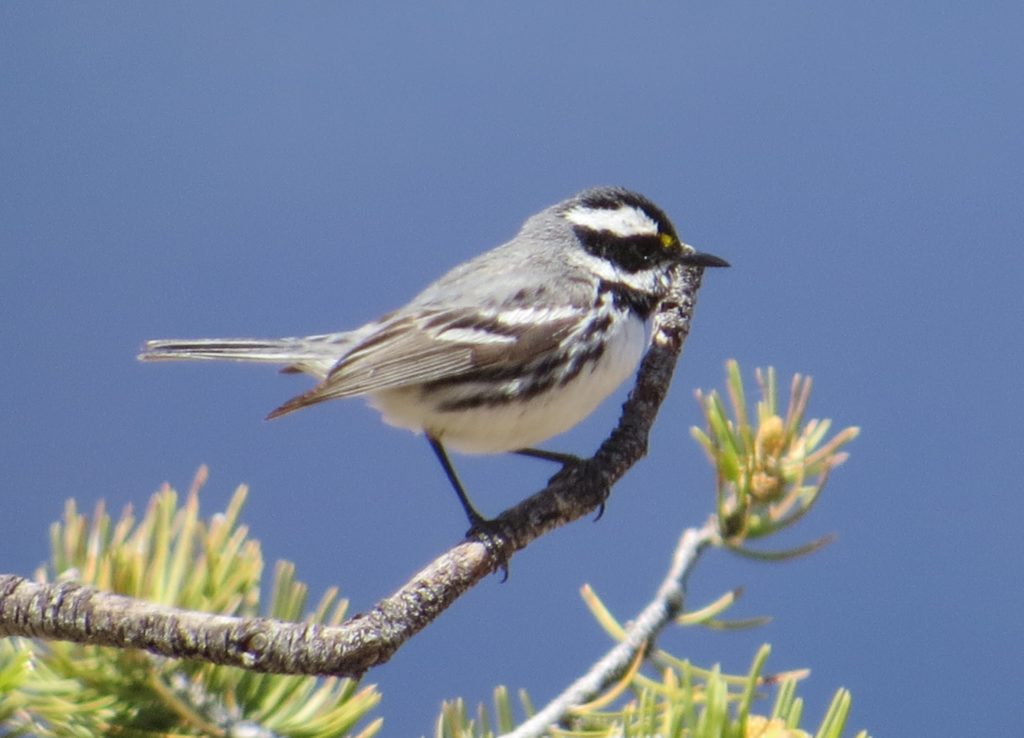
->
430 340 608 412
428 303 621 412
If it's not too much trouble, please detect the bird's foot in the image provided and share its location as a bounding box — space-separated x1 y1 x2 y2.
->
466 514 511 581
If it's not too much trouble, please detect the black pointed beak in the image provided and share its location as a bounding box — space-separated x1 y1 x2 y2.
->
680 250 730 268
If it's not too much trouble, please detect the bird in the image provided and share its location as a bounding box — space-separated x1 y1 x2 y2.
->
139 187 728 531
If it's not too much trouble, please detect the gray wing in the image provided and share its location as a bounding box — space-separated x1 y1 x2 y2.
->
267 304 587 418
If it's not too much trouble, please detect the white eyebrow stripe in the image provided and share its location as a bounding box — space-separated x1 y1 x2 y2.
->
564 204 659 237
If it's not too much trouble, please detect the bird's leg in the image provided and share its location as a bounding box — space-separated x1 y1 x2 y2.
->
428 436 488 528
514 447 605 520
513 447 583 465
427 436 510 579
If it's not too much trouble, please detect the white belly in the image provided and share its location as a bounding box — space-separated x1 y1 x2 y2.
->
367 315 646 453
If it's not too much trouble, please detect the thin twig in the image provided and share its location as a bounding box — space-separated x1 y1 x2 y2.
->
499 520 718 738
0 264 710 677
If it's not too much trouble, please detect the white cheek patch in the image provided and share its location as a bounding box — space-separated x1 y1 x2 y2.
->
564 204 659 238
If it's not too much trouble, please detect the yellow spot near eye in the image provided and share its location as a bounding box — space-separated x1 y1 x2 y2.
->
660 233 676 248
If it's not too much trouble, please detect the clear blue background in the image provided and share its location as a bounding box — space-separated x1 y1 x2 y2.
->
2 3 1021 736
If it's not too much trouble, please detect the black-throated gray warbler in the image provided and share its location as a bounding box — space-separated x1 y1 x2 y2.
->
140 187 728 529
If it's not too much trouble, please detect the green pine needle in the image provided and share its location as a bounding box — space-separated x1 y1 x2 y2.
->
0 468 381 738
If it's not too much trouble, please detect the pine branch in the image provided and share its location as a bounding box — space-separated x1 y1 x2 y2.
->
0 263 710 678
435 362 861 738
497 520 718 738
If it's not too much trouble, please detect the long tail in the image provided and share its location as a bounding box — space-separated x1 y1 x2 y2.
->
138 336 348 378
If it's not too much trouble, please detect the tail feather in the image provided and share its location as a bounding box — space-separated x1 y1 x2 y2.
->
138 337 346 378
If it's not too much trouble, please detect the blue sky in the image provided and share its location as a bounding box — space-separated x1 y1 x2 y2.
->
2 3 1021 735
